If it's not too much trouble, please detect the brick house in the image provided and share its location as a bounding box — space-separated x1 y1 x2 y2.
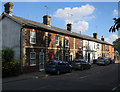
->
0 2 114 72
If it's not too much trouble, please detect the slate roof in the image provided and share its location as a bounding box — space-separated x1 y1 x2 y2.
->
1 12 112 45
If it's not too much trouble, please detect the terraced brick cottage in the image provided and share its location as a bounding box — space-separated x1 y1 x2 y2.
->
0 2 114 72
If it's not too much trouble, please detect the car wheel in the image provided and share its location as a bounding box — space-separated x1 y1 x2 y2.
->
69 69 72 73
81 66 84 70
56 70 60 75
45 70 49 74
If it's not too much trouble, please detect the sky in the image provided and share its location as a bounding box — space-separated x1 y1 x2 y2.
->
0 1 119 44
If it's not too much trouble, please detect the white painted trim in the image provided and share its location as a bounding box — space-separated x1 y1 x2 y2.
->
30 31 36 44
39 52 44 71
30 52 36 66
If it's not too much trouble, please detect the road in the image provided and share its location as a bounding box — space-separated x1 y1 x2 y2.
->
2 63 120 91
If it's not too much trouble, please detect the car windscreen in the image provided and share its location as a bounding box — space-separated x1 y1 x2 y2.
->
74 60 86 63
98 57 104 60
48 62 56 65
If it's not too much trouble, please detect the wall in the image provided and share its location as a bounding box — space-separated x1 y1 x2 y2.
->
1 16 22 60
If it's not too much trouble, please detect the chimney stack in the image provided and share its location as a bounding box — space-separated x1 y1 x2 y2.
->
93 33 98 39
101 36 104 41
43 15 51 26
67 24 72 33
4 2 14 16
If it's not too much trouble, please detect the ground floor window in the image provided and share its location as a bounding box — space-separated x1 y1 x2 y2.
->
30 52 36 66
56 52 59 60
65 53 69 61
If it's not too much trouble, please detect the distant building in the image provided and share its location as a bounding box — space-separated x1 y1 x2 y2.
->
0 2 114 72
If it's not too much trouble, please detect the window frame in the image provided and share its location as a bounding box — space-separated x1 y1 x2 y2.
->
65 38 69 47
79 40 82 48
30 52 36 66
30 30 36 44
56 35 59 46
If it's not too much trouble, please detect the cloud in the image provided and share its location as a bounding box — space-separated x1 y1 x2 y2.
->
53 4 95 33
105 34 118 44
113 9 118 17
72 21 88 33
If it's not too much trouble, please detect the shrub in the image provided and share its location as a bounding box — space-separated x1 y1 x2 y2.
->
2 47 21 77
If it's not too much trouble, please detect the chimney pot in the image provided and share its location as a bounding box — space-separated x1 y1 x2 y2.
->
93 33 98 39
43 15 51 26
4 2 14 16
101 36 104 41
67 24 72 33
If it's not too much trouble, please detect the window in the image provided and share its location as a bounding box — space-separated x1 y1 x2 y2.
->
65 53 69 61
30 52 36 66
85 42 88 49
79 40 82 48
65 37 69 47
56 35 59 46
56 52 59 60
30 30 36 44
97 44 99 49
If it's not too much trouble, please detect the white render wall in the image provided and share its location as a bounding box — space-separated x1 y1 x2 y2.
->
1 17 22 60
83 40 102 63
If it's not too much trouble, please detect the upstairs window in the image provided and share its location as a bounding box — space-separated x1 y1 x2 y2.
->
30 30 36 44
97 44 99 49
65 37 69 47
30 52 36 66
56 35 59 46
79 40 82 48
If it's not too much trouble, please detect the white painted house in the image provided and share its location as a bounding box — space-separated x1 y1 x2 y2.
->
83 33 102 63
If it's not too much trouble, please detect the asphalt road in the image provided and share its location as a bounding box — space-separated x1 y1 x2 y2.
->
2 63 120 91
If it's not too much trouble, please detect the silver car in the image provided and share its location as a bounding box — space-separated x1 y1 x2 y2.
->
97 57 110 65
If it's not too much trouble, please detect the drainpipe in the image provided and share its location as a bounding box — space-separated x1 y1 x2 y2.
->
20 27 23 72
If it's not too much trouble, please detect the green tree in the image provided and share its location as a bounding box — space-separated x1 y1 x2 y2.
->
113 38 120 54
109 17 120 32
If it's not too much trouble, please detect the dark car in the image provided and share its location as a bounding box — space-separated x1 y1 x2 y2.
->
72 59 91 70
45 60 72 75
97 57 110 65
93 59 97 64
109 58 115 64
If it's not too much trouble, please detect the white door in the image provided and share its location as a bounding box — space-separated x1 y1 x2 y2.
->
39 52 44 71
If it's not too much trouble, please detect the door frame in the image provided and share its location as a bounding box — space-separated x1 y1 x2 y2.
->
39 52 44 71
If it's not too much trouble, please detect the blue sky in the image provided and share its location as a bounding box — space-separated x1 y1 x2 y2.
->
1 2 119 44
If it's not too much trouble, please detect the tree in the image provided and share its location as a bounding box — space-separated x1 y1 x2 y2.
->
113 38 120 54
109 17 120 32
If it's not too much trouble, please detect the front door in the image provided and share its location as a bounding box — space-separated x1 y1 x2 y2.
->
88 53 90 62
39 52 44 71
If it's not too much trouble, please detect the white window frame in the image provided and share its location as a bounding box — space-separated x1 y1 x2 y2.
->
65 37 69 47
30 30 36 44
56 35 59 46
56 52 59 60
65 52 69 61
79 40 82 48
30 52 36 66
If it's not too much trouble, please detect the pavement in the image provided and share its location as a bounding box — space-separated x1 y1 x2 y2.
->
2 71 48 84
2 60 120 84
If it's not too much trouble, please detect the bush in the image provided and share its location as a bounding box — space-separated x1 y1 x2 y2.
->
2 47 21 77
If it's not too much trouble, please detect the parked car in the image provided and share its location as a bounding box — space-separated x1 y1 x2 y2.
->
97 57 110 65
108 58 115 64
93 59 97 64
72 59 91 70
45 60 72 75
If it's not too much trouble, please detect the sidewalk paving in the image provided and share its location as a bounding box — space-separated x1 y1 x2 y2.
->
2 71 48 84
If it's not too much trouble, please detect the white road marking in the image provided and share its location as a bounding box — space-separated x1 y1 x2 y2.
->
112 87 117 91
79 76 88 79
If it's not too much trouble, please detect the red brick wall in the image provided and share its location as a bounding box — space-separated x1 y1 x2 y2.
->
25 28 46 47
